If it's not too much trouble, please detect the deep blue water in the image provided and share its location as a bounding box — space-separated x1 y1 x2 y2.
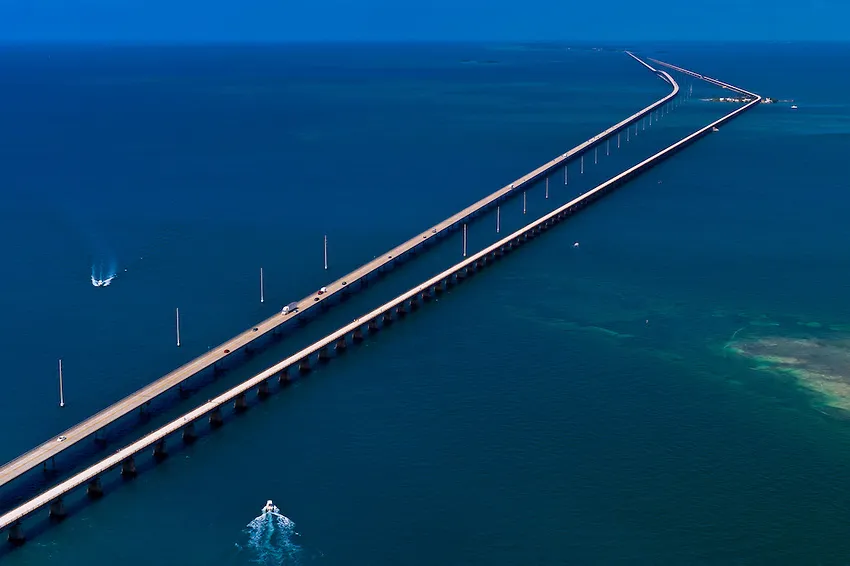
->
2 42 850 564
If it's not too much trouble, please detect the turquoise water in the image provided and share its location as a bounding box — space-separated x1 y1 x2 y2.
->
2 42 850 564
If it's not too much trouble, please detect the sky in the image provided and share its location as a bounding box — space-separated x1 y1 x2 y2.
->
0 0 848 43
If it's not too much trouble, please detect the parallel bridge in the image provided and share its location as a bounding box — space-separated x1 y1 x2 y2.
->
0 53 678 495
1 54 763 545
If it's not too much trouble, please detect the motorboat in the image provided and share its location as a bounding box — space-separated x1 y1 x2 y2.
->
262 500 276 514
712 127 720 132
791 105 798 110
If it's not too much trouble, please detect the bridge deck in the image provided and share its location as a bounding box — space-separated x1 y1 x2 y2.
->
0 53 678 494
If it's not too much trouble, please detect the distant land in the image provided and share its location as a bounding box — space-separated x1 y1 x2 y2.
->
702 96 793 104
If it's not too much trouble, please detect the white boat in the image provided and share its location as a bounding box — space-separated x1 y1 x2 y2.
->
262 500 276 514
712 127 720 132
91 276 103 287
791 105 798 109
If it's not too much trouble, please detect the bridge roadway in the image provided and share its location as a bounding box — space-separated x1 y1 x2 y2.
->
649 58 760 99
0 54 679 492
0 56 759 537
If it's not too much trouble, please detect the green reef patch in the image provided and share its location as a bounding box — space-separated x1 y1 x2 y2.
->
729 335 850 412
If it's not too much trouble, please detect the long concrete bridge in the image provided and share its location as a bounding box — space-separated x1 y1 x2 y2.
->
1 56 760 545
0 54 679 496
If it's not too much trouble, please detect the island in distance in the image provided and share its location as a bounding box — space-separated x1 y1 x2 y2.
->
703 96 792 104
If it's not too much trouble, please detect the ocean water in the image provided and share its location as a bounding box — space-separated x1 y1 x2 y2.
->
1 41 850 564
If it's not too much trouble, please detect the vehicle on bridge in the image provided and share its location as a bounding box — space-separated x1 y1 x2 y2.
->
282 301 299 315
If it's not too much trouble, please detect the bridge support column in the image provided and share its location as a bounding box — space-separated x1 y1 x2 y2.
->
318 347 331 362
409 296 419 310
278 369 291 386
257 380 270 399
121 456 137 478
87 477 104 499
353 328 364 342
42 457 57 478
299 357 312 374
335 337 347 352
382 313 393 325
94 432 107 448
182 422 196 444
234 393 248 412
178 384 189 399
49 497 67 521
209 408 223 428
368 319 379 332
7 521 24 545
396 304 407 316
153 439 167 462
139 402 152 422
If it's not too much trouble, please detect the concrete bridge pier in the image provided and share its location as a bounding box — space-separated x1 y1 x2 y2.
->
94 432 107 448
178 384 189 400
382 312 393 325
153 439 167 462
42 457 57 477
7 521 24 545
257 380 270 399
334 337 347 352
209 408 223 428
409 296 420 310
318 347 331 362
234 393 248 412
49 497 67 521
396 303 407 316
121 456 137 478
140 401 153 422
353 328 364 342
182 422 196 444
299 357 312 374
368 319 379 332
87 476 104 499
278 369 292 386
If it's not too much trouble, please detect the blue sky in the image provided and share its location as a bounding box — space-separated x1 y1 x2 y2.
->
0 0 847 42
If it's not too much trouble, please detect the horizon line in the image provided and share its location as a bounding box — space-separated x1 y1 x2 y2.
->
0 38 848 47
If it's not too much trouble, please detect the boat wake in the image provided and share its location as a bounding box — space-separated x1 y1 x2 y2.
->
90 262 117 288
240 501 303 565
